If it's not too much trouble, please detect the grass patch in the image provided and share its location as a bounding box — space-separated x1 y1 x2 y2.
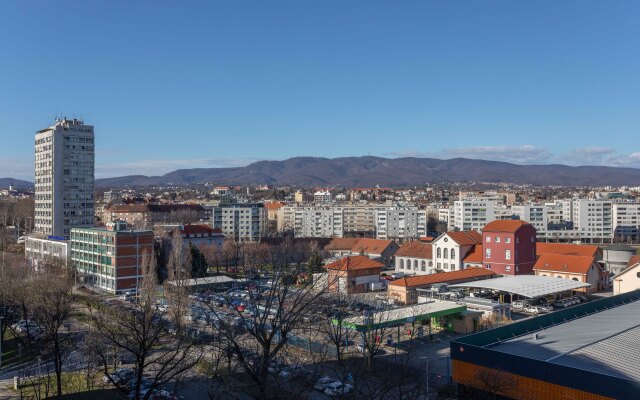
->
13 371 127 399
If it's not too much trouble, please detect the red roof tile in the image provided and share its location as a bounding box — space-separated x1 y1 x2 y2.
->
483 220 532 233
350 238 395 255
325 238 362 251
536 243 599 258
445 231 483 246
628 255 640 268
389 267 495 288
463 245 483 263
395 241 432 259
533 254 596 275
325 256 385 271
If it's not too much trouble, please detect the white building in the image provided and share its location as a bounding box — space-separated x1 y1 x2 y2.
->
314 191 332 203
211 203 267 242
34 118 95 239
511 205 547 232
376 207 427 240
431 231 482 272
24 236 70 267
450 199 497 232
612 202 640 240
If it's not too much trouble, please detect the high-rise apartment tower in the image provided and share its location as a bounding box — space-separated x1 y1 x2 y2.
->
34 118 95 239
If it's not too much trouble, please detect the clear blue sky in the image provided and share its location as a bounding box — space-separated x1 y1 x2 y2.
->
1 1 639 180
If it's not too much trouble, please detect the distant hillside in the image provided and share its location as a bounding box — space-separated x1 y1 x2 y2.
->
0 178 33 189
94 156 640 188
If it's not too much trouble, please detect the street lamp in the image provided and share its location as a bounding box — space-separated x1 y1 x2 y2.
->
421 356 429 395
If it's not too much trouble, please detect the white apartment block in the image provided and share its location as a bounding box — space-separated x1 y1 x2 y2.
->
511 205 547 232
449 199 497 231
278 204 390 238
34 118 95 239
25 236 70 267
375 207 427 240
612 203 640 239
314 191 332 203
211 204 267 242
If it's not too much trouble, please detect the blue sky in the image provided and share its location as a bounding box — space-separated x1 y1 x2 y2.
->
1 1 639 180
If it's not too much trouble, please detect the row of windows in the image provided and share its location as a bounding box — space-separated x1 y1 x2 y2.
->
436 248 456 259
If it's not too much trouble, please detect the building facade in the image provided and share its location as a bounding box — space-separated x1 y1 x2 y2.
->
34 118 95 239
375 207 427 240
70 221 153 294
211 203 267 242
24 236 70 267
482 220 537 275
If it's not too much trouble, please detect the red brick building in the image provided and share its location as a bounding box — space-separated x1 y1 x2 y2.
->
482 220 537 275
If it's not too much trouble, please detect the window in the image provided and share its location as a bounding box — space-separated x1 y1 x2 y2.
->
485 264 491 269
400 259 404 269
421 261 426 271
505 265 511 272
451 249 456 259
505 237 511 244
437 248 441 258
414 260 419 270
486 236 491 242
505 249 511 260
485 248 491 258
444 248 449 259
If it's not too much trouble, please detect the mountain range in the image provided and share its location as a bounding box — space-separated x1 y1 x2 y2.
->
85 156 640 188
0 178 35 189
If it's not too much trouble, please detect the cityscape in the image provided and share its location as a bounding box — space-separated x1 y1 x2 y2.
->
1 2 640 400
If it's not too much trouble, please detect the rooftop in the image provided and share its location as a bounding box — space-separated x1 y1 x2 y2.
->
394 241 432 259
483 219 532 233
343 301 465 330
490 295 640 382
389 267 495 288
537 242 600 258
325 256 385 271
533 253 596 275
450 275 590 298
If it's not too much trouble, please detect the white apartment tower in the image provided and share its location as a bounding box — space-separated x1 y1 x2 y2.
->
34 118 95 239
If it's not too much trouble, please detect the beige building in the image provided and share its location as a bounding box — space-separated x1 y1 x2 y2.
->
612 256 640 295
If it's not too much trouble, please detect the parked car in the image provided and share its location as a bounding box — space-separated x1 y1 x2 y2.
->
324 382 353 396
538 304 553 313
103 368 135 384
314 376 337 391
524 305 540 314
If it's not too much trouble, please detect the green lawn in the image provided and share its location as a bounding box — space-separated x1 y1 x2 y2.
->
1 332 33 369
12 371 127 400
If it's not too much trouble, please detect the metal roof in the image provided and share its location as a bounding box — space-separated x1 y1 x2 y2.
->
449 275 590 298
168 275 237 287
489 298 640 382
342 301 465 330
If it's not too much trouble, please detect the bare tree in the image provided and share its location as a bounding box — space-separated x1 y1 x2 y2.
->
88 252 203 400
199 239 334 400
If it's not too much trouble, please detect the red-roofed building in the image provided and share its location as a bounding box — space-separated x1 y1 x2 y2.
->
533 254 605 292
325 238 363 258
325 256 385 294
388 268 496 305
171 224 226 248
349 238 399 268
462 245 483 268
612 256 640 295
432 231 483 272
394 241 434 275
482 220 537 275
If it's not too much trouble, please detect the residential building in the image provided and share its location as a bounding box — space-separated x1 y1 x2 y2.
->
388 268 496 305
394 241 433 275
294 190 312 203
612 202 640 241
449 199 497 232
511 205 546 232
34 118 95 239
325 256 384 295
349 238 399 268
324 238 362 259
375 207 427 240
70 221 153 294
211 203 267 242
314 191 332 203
24 236 70 267
612 256 640 295
106 204 208 229
534 254 606 292
171 224 225 248
431 231 482 272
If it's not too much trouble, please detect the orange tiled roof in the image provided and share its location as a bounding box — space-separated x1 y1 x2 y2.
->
483 220 531 233
463 245 483 263
264 202 285 210
628 255 640 268
533 254 596 275
325 256 385 271
395 241 432 259
350 238 395 255
389 267 495 288
325 238 362 251
445 230 483 246
536 243 599 258
180 224 223 236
